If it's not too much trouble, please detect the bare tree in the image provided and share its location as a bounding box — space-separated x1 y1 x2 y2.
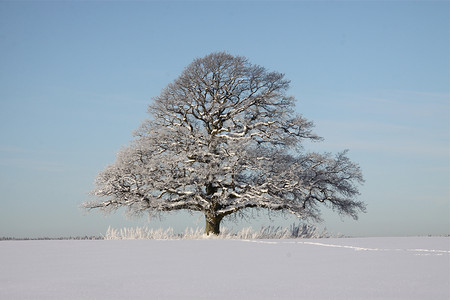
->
82 52 365 235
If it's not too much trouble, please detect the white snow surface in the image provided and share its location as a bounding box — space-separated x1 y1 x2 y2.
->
1 237 449 299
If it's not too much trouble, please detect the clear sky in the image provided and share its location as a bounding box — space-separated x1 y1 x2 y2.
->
1 1 448 238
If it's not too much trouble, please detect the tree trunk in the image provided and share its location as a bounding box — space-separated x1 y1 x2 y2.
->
205 214 223 235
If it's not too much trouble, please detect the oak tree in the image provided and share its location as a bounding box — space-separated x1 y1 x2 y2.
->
82 52 365 235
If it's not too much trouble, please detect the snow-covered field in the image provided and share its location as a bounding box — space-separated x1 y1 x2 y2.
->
1 237 449 299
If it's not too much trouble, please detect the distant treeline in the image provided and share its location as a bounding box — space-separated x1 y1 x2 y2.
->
0 236 103 241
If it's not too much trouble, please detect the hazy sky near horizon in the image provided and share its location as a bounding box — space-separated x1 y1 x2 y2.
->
1 1 448 238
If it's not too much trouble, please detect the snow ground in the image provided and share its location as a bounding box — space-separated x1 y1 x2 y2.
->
1 237 449 299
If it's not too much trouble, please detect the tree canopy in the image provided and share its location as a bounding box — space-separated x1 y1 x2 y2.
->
82 52 365 235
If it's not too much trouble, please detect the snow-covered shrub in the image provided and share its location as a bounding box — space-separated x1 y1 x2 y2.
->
103 223 330 240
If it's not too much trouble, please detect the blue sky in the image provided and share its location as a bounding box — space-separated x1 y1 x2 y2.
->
0 1 448 238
